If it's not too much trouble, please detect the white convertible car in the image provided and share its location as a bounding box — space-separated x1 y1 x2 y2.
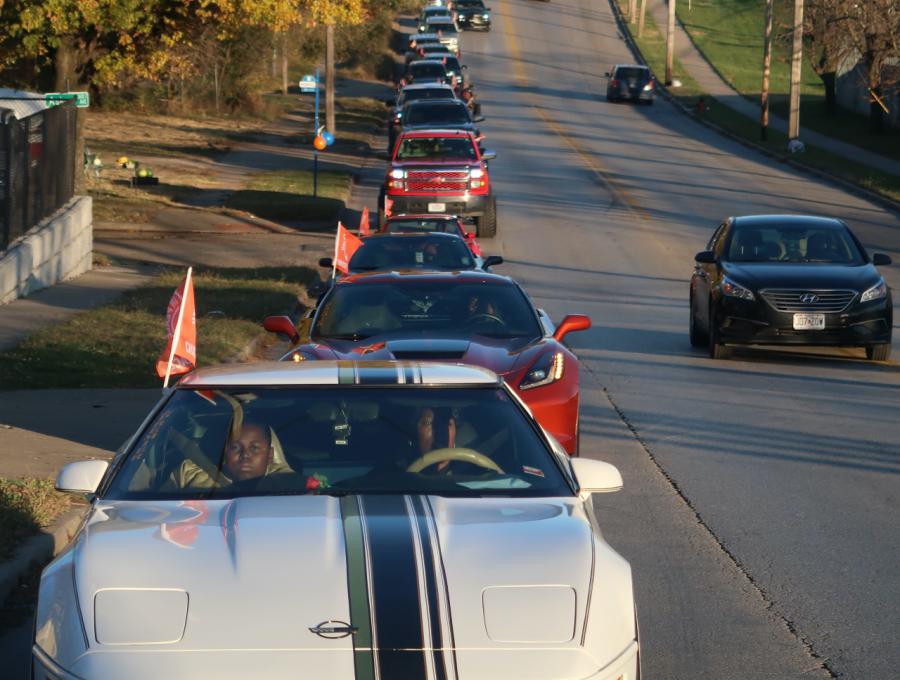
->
34 361 640 680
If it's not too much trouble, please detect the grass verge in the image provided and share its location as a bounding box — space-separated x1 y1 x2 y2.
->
617 1 900 202
0 479 72 560
226 169 352 224
0 267 317 389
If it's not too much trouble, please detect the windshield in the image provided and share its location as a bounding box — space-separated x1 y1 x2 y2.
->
396 136 477 160
725 224 864 264
429 22 458 34
348 236 474 271
410 63 447 80
614 67 650 80
456 0 486 7
314 281 542 341
386 218 460 234
400 88 454 106
105 387 570 499
406 102 470 126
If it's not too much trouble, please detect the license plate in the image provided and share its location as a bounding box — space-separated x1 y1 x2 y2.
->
427 202 446 213
793 313 825 330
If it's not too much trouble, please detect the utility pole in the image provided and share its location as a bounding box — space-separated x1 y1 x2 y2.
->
638 0 648 38
665 0 676 86
628 0 637 21
760 0 774 141
326 23 336 135
787 0 804 141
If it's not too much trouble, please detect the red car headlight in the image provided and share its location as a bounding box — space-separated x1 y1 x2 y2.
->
519 351 564 390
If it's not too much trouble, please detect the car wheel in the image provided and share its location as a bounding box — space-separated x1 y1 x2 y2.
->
708 303 731 359
476 194 497 237
865 344 892 361
689 292 708 347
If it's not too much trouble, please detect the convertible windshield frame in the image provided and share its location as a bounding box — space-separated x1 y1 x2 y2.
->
98 383 577 501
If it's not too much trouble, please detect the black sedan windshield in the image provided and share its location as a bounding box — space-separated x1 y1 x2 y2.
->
400 88 454 106
409 62 447 81
105 387 570 499
314 281 542 340
725 224 865 264
385 218 460 234
348 236 474 271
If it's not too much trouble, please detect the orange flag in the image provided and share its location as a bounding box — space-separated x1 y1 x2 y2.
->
359 206 371 236
156 267 197 385
333 222 362 274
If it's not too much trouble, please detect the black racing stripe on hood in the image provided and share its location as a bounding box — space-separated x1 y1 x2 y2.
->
413 495 448 680
340 495 376 680
360 495 428 679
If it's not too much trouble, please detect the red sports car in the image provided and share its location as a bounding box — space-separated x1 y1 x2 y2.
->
264 270 591 454
382 213 484 257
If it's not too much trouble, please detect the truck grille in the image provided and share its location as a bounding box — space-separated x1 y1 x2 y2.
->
407 170 468 192
760 289 857 313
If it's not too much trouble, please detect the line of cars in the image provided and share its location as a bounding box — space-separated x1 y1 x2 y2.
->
31 3 641 679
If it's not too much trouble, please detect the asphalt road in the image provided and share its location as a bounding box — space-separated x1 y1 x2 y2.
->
461 0 900 678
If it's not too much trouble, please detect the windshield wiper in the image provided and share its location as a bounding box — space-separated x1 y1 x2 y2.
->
320 332 378 341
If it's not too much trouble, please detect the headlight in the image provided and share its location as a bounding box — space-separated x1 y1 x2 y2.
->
390 168 406 179
288 351 316 362
722 277 755 301
860 278 887 303
470 168 484 179
483 13 490 18
520 351 565 390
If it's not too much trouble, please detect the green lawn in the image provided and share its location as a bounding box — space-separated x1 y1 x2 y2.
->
0 479 72 559
226 169 351 224
0 267 316 389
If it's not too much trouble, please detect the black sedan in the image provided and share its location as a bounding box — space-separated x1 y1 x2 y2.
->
455 0 492 31
605 64 655 104
690 215 893 360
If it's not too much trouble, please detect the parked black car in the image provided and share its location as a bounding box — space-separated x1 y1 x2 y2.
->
690 215 893 360
455 0 492 31
605 64 655 104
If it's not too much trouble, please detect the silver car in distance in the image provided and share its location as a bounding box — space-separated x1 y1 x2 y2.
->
35 361 640 680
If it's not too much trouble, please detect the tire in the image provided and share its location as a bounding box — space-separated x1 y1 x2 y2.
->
476 195 497 237
708 304 731 359
689 292 707 347
866 344 892 361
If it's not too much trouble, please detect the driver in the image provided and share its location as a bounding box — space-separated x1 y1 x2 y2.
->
409 406 501 475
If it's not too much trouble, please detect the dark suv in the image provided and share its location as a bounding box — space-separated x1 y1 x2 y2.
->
455 0 492 31
606 64 655 104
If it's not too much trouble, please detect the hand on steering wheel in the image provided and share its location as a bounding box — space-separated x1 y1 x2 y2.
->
406 447 504 474
466 313 504 327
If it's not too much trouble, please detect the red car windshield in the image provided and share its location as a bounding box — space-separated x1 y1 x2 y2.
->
396 136 478 161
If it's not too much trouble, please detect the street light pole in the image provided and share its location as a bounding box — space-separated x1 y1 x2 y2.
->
787 0 804 141
665 0 676 86
314 68 320 198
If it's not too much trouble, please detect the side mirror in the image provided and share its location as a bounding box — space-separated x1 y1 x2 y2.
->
694 250 716 264
604 71 611 77
461 64 468 70
319 257 334 268
553 314 591 342
263 315 300 344
473 115 485 123
481 149 497 161
483 255 503 268
872 253 892 266
56 460 109 495
570 458 623 497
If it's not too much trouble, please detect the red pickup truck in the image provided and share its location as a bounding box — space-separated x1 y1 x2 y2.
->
380 129 498 237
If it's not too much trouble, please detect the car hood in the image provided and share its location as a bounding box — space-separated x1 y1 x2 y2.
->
300 335 547 377
723 262 881 291
62 495 633 678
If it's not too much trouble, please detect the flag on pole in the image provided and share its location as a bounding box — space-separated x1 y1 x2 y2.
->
333 222 362 274
156 267 197 386
359 206 371 236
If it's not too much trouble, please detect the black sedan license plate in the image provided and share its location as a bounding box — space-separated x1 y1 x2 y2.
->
793 313 825 330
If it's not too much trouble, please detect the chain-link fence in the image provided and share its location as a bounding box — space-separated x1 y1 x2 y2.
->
0 102 77 251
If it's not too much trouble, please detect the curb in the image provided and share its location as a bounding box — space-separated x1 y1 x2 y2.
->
608 0 900 217
0 506 88 608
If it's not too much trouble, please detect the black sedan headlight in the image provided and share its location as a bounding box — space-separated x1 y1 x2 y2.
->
520 351 564 390
721 276 755 301
860 278 887 303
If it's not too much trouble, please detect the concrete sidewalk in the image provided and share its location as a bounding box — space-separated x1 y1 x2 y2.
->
645 0 900 178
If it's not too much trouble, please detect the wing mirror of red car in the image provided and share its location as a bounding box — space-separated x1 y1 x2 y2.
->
553 314 591 342
263 315 300 344
481 149 497 161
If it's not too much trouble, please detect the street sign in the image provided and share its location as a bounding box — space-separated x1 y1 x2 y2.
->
44 92 90 108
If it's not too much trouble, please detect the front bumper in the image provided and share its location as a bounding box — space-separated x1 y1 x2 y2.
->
611 87 654 102
387 192 490 218
715 296 893 347
458 14 492 29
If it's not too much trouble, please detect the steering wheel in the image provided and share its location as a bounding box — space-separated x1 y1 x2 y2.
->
406 447 504 474
465 313 504 327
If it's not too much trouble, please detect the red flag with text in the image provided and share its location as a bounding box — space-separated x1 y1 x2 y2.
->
333 222 362 274
359 206 371 236
156 268 197 381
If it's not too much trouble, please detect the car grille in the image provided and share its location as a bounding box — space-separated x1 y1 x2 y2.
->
407 170 468 192
760 289 857 313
